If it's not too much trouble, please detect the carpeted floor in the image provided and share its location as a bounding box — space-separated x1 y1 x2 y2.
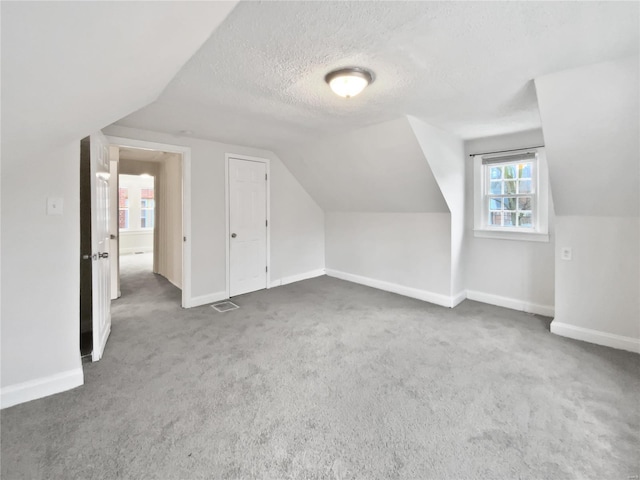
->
2 253 639 479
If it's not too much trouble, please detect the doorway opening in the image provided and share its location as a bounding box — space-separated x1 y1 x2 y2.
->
113 145 184 302
80 135 191 363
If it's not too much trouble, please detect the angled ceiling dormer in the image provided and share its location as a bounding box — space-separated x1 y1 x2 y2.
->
535 56 639 217
275 117 448 213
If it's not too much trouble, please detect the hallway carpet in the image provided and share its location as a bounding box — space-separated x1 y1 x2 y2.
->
2 254 639 479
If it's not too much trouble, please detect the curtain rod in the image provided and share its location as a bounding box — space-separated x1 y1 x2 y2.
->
468 145 544 157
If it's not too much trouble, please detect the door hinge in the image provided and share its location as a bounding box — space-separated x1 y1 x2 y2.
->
266 219 268 227
183 236 187 242
266 266 268 272
265 173 267 181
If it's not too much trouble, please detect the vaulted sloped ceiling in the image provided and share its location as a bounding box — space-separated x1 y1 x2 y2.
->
535 56 639 216
275 117 448 213
1 1 237 161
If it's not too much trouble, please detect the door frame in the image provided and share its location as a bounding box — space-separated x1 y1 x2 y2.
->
225 153 271 298
105 135 191 308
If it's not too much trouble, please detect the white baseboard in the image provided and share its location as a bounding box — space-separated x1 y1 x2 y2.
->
466 290 555 317
271 269 325 288
550 321 640 354
325 269 455 308
184 290 227 308
452 290 467 307
1 368 84 409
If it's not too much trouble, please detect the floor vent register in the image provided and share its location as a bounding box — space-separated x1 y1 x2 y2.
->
211 301 239 313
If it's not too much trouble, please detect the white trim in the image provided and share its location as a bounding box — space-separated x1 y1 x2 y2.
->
1 368 84 409
270 269 325 288
451 290 467 307
105 136 191 309
225 153 271 298
550 321 640 354
184 290 228 309
466 290 555 317
473 148 549 243
325 269 455 308
473 229 549 242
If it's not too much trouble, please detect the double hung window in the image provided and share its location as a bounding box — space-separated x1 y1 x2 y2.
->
474 148 549 242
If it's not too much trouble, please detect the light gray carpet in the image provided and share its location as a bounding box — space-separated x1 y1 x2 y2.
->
2 253 639 479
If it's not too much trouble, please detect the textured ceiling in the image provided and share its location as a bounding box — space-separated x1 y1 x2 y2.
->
115 1 639 149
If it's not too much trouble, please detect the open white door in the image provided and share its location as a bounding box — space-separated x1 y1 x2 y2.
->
91 132 112 361
229 157 267 297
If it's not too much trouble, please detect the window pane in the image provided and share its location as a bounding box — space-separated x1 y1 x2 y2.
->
518 180 532 194
141 210 154 229
490 167 502 180
518 197 532 210
504 181 517 194
504 165 516 179
119 210 129 229
518 163 532 178
119 188 128 207
503 197 516 210
489 198 502 210
489 212 502 226
518 212 532 227
489 181 502 194
503 212 516 226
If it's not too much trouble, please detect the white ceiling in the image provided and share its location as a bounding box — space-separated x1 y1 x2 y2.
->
118 147 174 163
115 1 639 148
2 1 237 161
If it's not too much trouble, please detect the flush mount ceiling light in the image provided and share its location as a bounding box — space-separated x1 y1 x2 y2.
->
325 67 374 98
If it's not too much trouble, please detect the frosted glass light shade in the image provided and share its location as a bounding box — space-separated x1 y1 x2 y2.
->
325 68 373 98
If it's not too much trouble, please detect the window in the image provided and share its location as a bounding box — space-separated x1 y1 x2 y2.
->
118 188 129 229
474 148 549 242
140 189 155 229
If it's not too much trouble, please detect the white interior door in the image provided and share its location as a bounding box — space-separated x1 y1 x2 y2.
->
229 158 267 297
91 133 112 361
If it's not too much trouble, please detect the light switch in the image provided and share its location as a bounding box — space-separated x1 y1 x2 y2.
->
47 197 63 215
561 247 572 261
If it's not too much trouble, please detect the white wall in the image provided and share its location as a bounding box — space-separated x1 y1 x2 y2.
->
463 130 556 315
536 57 639 351
269 158 325 283
325 213 453 305
408 117 466 296
554 217 639 343
1 142 84 407
103 125 325 302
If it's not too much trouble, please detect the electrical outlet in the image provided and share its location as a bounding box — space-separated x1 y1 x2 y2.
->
561 247 572 261
47 197 63 215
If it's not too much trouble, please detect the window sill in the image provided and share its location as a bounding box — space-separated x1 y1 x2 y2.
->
474 229 549 243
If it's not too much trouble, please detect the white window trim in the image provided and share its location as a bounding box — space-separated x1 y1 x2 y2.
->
473 147 549 242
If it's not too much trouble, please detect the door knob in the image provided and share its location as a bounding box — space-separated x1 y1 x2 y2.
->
231 233 237 238
99 252 109 259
